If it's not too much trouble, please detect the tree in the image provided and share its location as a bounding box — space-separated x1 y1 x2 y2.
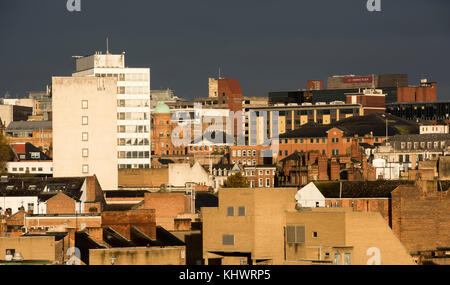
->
0 132 11 174
222 172 250 188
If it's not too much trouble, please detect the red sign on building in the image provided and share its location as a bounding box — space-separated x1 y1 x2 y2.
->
343 76 373 84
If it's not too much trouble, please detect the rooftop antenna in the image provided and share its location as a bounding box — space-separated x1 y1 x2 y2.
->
219 68 222 79
106 37 109 54
371 73 375 89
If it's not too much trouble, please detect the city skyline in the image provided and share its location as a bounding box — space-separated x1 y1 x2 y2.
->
1 0 450 99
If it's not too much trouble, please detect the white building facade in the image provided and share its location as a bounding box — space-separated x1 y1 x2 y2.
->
52 76 118 190
72 52 151 169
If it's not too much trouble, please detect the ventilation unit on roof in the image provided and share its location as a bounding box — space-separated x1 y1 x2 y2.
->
28 185 37 190
5 185 14 191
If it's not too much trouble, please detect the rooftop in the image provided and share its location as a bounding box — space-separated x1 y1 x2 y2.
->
280 113 419 139
6 120 52 131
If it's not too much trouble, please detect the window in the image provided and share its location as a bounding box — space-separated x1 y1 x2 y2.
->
81 100 88 109
332 138 339 143
399 155 403 163
345 253 351 265
82 148 89 157
30 152 40 159
334 253 341 265
332 149 339 155
258 178 263 187
222 234 234 245
238 206 246 216
312 232 318 238
82 164 89 174
227 207 234 216
266 178 270 187
315 202 320 208
82 116 88 125
286 225 305 244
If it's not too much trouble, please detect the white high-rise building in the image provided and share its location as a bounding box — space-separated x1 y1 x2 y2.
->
52 76 118 189
72 51 151 169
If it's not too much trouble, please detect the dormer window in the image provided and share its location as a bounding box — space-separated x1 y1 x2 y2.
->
31 152 40 159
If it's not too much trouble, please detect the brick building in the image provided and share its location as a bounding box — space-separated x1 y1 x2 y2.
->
397 79 437 103
391 179 450 254
202 187 415 265
5 121 52 156
278 113 419 161
150 102 187 157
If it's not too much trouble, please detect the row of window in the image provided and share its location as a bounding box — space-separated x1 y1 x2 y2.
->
96 73 148 82
118 125 149 133
117 99 150 107
118 138 150 146
118 164 150 169
117 86 148 95
118 151 150 159
117 112 149 120
231 159 256 166
231 149 257 157
280 137 381 144
227 206 246 217
10 167 48 172
399 141 446 150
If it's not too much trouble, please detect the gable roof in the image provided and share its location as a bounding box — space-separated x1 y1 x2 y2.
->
6 120 52 131
295 182 325 202
313 180 416 198
280 113 419 139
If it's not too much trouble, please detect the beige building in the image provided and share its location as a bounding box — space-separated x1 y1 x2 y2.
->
89 247 185 265
202 188 415 265
0 236 60 263
52 76 118 190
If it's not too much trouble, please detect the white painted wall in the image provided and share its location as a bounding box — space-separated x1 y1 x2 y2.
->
169 161 213 188
0 196 40 214
6 161 53 175
295 182 326 208
52 76 118 190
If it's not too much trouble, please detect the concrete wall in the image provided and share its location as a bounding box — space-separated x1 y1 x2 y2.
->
344 211 415 265
118 168 168 188
0 236 56 261
139 193 190 231
89 247 185 265
169 162 213 187
52 76 118 190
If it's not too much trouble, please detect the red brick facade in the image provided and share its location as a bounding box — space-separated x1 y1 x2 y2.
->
391 181 450 253
46 193 76 215
397 82 437 103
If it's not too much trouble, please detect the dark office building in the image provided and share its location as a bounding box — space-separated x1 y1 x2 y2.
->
268 91 311 106
387 101 450 122
310 87 399 104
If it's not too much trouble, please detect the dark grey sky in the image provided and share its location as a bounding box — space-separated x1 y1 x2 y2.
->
1 0 449 100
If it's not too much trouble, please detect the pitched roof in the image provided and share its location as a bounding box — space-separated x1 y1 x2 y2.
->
0 177 86 202
313 180 415 198
220 78 242 94
280 113 419 139
6 120 52 131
